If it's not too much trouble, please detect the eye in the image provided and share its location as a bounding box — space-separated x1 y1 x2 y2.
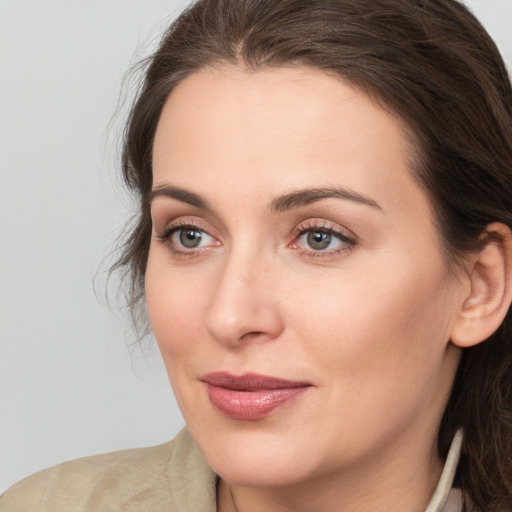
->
290 221 357 257
173 227 210 249
301 230 341 251
156 223 220 254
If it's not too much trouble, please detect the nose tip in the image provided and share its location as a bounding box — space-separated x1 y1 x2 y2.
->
205 261 284 348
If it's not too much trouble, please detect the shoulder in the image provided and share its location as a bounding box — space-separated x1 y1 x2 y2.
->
0 441 176 511
0 429 217 511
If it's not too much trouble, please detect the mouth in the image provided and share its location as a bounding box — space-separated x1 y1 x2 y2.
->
201 372 312 420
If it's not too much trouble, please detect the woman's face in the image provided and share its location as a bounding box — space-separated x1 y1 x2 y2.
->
146 65 465 489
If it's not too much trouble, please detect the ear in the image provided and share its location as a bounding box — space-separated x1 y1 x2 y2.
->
450 222 512 348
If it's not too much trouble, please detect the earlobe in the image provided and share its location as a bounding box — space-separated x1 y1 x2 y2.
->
450 222 512 348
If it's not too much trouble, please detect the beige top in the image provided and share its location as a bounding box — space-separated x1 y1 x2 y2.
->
0 428 464 511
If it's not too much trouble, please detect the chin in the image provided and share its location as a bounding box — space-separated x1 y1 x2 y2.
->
189 421 321 488
213 454 314 488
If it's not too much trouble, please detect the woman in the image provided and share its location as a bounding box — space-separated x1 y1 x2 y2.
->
2 0 512 510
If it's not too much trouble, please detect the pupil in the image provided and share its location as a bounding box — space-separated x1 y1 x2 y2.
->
307 231 331 250
180 229 202 248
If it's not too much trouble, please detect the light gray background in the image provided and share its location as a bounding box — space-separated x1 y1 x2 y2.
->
1 0 511 494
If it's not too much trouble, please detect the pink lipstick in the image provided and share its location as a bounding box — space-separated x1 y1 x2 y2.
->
202 372 311 420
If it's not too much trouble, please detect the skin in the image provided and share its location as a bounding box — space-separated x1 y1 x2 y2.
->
146 65 469 512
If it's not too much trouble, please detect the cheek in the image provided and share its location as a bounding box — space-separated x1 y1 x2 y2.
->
279 258 458 459
145 254 210 361
287 255 456 389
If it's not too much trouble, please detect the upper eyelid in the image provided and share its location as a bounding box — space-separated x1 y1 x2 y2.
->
293 219 357 238
155 217 216 236
151 208 225 236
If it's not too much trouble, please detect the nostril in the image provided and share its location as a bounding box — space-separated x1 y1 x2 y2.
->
240 331 266 343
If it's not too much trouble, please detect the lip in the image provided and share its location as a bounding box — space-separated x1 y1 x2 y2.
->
201 372 312 420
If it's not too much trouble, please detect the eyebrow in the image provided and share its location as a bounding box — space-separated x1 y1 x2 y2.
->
149 184 382 212
150 185 212 210
270 187 382 212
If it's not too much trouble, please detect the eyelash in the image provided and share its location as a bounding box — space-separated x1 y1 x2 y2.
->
291 221 357 258
155 220 357 258
156 221 218 256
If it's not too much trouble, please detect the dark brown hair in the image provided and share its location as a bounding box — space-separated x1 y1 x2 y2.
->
115 1 512 509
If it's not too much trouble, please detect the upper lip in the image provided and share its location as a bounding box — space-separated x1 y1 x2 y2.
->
201 372 311 391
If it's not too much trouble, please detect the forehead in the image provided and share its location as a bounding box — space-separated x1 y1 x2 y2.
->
152 64 426 221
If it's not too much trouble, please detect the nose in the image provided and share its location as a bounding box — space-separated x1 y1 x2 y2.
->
205 249 284 348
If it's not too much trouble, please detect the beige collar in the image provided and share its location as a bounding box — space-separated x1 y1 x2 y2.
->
425 429 464 512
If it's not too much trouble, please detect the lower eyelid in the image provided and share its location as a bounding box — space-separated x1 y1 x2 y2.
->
300 246 353 259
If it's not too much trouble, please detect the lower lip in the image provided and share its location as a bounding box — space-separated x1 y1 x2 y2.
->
206 384 310 420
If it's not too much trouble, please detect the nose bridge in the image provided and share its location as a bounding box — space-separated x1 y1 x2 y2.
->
205 240 283 346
